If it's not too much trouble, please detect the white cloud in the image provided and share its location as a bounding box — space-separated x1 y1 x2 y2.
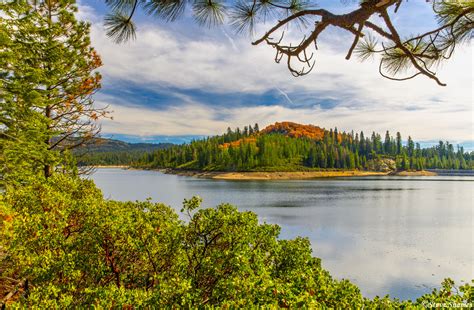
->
79 3 473 141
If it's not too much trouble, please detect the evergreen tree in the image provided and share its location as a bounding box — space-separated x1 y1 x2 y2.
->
359 131 365 155
384 131 391 154
415 142 421 158
1 0 105 184
407 136 415 157
243 126 249 136
396 132 402 155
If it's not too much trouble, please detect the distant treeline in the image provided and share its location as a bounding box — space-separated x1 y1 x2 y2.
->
77 150 152 166
75 138 171 166
135 123 474 171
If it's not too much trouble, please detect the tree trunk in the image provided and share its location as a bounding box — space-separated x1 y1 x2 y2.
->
44 105 51 178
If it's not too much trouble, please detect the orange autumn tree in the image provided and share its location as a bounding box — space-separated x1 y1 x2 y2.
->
220 137 257 149
263 122 327 141
1 0 107 183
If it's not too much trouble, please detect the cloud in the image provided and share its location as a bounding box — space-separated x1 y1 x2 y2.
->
97 95 474 142
78 2 472 142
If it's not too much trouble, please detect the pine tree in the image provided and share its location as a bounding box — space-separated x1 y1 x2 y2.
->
384 131 391 154
407 136 415 157
359 131 365 155
415 142 421 158
1 0 105 184
396 132 402 155
254 123 259 133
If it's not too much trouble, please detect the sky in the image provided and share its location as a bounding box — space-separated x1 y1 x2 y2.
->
78 1 473 148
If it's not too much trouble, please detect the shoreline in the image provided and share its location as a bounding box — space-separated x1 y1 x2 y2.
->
161 169 438 180
88 166 440 179
389 170 437 177
87 165 130 169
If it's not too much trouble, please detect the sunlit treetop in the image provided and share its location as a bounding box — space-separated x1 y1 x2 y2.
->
74 1 471 85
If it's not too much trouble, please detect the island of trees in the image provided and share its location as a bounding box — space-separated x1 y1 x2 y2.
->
134 122 474 172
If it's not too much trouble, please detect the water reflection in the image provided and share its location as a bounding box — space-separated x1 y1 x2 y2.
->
90 169 473 300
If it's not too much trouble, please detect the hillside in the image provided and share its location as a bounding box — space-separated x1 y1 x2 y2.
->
75 138 172 166
262 121 327 141
135 122 474 172
221 122 331 149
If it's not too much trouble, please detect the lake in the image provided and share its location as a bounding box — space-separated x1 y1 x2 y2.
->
90 168 473 301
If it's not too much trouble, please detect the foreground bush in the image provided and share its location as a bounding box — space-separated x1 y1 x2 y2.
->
0 175 472 308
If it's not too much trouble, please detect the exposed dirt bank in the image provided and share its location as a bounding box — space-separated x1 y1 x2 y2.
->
91 166 439 179
390 170 438 176
165 170 389 180
86 165 129 169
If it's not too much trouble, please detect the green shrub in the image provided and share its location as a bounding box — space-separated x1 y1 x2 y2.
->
1 175 472 308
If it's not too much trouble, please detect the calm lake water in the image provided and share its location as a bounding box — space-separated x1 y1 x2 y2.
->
90 168 473 300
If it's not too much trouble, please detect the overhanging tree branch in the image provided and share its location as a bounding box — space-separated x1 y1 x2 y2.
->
101 0 473 86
